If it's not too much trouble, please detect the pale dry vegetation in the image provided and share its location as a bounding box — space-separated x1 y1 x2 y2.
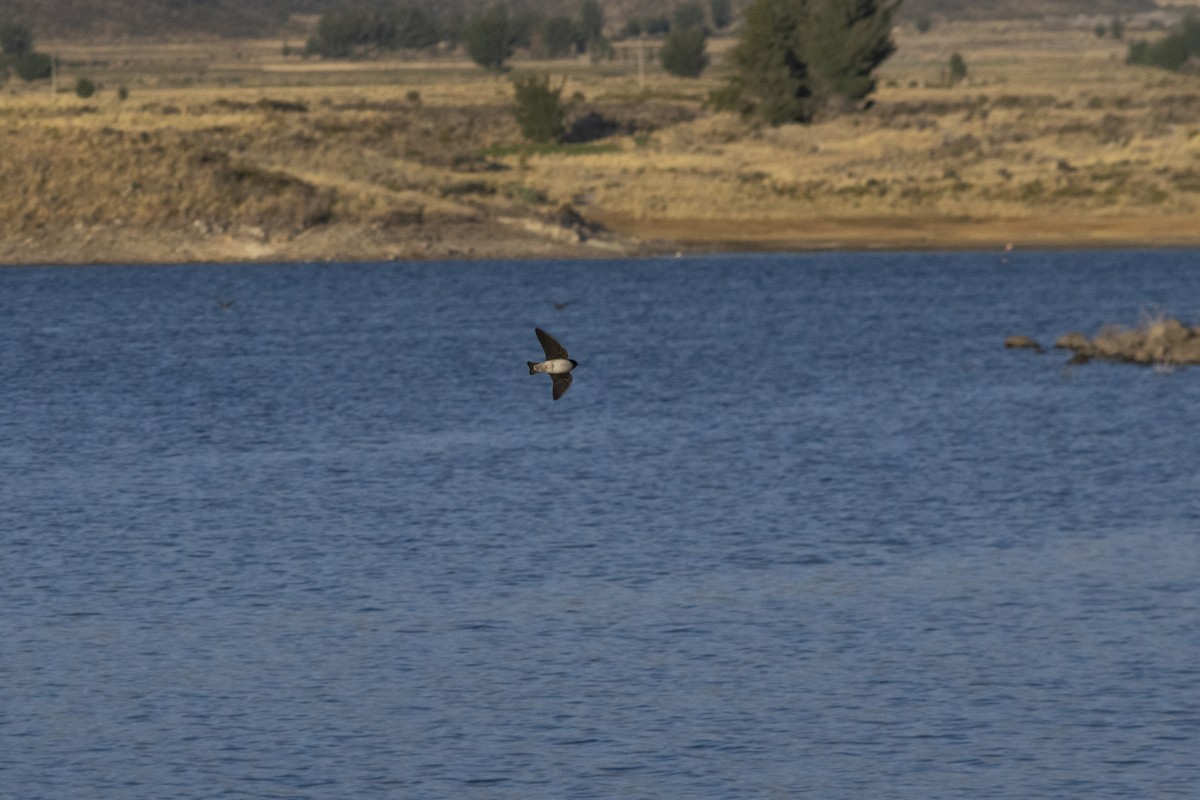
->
523 21 1200 247
2 17 1200 263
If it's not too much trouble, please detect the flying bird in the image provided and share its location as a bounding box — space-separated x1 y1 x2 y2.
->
528 327 578 400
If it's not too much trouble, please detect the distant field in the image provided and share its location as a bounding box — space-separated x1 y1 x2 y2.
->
3 16 1200 264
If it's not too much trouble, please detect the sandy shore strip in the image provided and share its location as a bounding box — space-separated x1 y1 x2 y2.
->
4 213 1200 267
594 214 1200 253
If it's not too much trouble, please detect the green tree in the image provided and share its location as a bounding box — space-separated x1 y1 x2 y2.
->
394 4 440 49
673 3 707 32
622 16 670 37
466 4 514 72
579 0 604 46
440 2 467 49
306 9 373 57
661 24 708 77
539 15 580 58
711 0 733 30
644 16 671 35
511 73 566 143
1110 17 1124 40
0 21 33 56
508 7 540 50
715 0 899 125
305 5 439 58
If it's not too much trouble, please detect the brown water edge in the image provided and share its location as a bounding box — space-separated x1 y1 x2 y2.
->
4 212 1200 267
594 213 1200 253
0 219 650 267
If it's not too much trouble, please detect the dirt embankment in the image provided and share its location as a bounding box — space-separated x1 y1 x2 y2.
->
0 94 682 265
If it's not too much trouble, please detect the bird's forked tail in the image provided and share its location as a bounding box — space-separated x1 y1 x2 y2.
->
527 361 538 375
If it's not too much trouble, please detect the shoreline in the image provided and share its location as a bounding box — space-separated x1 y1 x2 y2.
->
593 213 1200 254
4 214 1199 267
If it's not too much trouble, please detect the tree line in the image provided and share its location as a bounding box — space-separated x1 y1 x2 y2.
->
513 0 900 145
305 0 733 78
5 0 905 134
1126 14 1200 72
458 0 902 126
305 1 609 62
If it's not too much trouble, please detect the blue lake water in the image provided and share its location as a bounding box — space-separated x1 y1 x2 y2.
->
1 250 1198 799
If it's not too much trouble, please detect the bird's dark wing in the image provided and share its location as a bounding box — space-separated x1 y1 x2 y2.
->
536 328 570 360
551 372 572 400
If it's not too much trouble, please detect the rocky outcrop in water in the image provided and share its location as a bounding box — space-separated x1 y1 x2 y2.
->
1055 318 1200 366
1004 335 1044 353
1010 318 1200 366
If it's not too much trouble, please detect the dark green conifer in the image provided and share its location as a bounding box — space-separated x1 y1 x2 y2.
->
661 24 708 77
715 0 899 125
466 4 514 72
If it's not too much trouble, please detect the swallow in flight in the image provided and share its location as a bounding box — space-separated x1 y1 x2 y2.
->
528 327 578 400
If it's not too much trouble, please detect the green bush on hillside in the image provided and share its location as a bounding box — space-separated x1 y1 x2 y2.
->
511 73 565 143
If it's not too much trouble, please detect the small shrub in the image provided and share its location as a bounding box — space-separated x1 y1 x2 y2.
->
13 51 51 81
117 85 129 101
75 77 95 98
511 73 565 144
563 111 620 144
504 182 549 204
441 180 496 197
256 98 308 113
947 53 968 85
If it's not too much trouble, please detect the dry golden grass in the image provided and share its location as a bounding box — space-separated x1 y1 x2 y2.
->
3 18 1200 263
524 21 1200 244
